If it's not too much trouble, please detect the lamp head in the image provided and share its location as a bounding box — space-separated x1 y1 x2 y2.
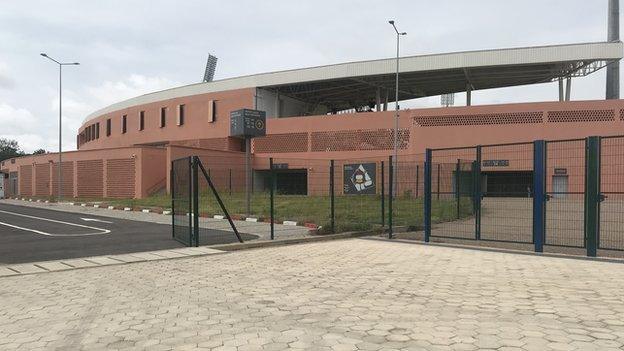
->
40 53 47 57
388 20 395 25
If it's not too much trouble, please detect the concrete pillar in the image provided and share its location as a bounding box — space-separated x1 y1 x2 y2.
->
607 0 620 99
466 84 472 106
376 87 382 111
565 78 572 101
558 78 564 101
383 89 389 111
274 92 280 118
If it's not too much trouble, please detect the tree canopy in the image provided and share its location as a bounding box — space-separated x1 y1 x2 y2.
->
0 138 25 162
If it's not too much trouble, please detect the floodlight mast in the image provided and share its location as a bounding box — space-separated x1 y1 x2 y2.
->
40 53 79 203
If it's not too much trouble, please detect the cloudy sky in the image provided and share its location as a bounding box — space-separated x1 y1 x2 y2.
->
0 0 619 152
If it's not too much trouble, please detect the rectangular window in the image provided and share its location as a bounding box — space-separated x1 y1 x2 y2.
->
139 111 145 131
106 118 111 136
177 104 185 126
91 125 95 140
208 100 215 123
95 123 100 139
122 115 127 134
160 107 167 128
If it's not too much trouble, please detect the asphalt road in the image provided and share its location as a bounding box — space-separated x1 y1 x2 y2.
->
0 203 253 264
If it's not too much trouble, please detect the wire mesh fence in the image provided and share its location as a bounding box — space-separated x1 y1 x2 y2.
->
430 147 477 240
599 136 624 251
545 139 586 248
170 136 624 258
171 157 192 245
392 155 425 231
480 143 534 244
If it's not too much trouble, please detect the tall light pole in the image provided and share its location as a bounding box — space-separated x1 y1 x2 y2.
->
389 20 406 196
40 53 79 202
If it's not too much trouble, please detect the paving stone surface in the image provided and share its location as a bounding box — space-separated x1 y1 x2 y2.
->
0 239 623 351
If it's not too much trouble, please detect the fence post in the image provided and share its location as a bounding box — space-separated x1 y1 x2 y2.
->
228 168 232 196
475 146 482 240
187 156 193 247
533 140 546 253
585 136 601 257
437 163 441 200
388 155 393 239
424 149 432 242
269 158 275 240
170 166 174 238
455 159 461 219
330 160 335 233
415 164 419 198
381 160 385 228
192 156 199 247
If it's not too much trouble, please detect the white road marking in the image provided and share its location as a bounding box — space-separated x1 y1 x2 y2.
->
80 218 113 224
0 209 111 236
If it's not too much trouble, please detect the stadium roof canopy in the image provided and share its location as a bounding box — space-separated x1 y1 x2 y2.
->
86 41 623 121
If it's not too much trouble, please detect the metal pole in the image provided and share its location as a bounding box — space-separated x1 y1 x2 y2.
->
424 149 432 242
389 21 406 198
58 64 62 202
388 155 394 239
381 160 385 227
269 158 275 240
330 160 335 233
607 0 620 99
456 159 460 219
394 31 399 194
245 137 251 215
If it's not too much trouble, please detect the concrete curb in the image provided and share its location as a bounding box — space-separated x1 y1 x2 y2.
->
365 237 624 264
0 247 228 278
209 230 381 252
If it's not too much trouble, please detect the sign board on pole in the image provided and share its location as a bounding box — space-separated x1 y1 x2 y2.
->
230 109 266 138
343 163 376 195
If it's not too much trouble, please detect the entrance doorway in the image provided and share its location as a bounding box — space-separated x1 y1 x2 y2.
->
551 175 568 199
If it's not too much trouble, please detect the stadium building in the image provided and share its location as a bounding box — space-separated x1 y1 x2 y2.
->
2 10 624 200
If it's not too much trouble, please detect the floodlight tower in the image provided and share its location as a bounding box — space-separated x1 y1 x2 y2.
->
606 0 620 99
203 54 218 82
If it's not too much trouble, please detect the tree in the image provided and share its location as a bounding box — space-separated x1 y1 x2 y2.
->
32 149 47 155
0 138 24 162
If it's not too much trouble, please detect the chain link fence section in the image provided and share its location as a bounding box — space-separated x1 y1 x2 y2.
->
392 155 425 231
480 143 534 244
430 147 477 240
171 157 192 245
599 136 624 251
545 139 586 248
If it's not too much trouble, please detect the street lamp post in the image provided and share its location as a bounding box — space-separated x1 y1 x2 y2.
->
389 20 406 196
40 53 79 202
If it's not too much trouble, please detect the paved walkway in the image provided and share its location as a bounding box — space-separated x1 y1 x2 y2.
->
1 239 624 351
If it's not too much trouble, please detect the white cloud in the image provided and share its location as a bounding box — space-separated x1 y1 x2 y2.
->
86 74 181 110
0 61 15 89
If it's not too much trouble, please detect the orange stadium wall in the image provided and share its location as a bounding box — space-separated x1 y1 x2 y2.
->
0 146 166 199
4 97 624 199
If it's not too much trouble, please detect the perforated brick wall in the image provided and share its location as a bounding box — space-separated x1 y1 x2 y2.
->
547 109 615 123
19 165 32 196
52 162 74 198
34 163 50 196
253 133 309 153
77 160 103 198
106 158 136 198
311 129 410 152
413 112 543 127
